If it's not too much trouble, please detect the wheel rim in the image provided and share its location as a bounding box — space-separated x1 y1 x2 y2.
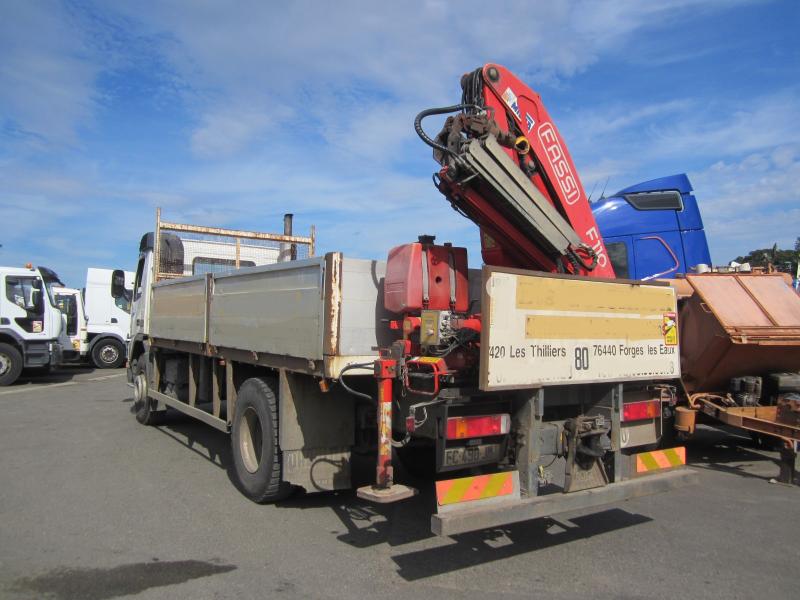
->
133 372 146 406
240 407 263 474
0 352 10 376
99 344 119 365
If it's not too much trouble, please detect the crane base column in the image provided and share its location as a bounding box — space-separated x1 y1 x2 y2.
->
356 358 418 504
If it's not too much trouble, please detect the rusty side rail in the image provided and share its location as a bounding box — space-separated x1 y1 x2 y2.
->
153 207 316 282
692 396 800 444
160 220 315 246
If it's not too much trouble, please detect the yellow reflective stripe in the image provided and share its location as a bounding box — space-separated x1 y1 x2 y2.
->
636 447 686 473
436 472 514 506
664 446 686 465
481 473 509 499
638 452 660 471
441 477 475 505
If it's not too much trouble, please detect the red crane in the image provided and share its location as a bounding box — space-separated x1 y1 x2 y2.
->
415 63 615 278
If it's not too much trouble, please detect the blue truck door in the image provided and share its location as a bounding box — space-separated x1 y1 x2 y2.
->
632 232 685 280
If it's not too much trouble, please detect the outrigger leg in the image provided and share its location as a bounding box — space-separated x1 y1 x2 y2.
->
356 358 417 503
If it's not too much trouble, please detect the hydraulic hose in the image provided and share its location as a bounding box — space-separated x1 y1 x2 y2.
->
567 243 599 272
413 103 483 155
338 361 412 448
337 362 375 402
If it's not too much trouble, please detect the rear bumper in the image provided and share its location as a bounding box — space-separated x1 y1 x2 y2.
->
431 467 697 536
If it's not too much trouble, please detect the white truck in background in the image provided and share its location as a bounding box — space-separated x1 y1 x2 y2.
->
83 268 134 368
0 265 66 385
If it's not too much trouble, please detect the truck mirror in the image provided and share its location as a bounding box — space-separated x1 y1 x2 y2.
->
111 269 126 299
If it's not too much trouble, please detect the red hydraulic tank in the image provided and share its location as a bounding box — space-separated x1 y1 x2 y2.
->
384 237 469 314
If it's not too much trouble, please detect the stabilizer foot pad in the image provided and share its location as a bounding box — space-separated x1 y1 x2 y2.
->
356 484 417 504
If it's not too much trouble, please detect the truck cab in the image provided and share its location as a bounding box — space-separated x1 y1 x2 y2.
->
124 227 283 376
0 265 65 385
125 232 164 370
591 174 712 280
83 268 134 369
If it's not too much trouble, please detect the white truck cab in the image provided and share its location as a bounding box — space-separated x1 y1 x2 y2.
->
83 268 133 368
0 265 65 385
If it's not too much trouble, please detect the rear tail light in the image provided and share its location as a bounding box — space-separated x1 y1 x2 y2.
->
446 414 511 440
622 400 660 422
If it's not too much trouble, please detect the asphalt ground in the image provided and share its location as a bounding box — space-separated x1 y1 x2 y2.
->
1 367 798 600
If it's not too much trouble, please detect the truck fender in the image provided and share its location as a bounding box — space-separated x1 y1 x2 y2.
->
87 332 126 353
0 328 26 351
126 335 150 384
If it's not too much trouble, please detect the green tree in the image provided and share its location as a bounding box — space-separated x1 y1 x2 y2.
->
734 242 799 274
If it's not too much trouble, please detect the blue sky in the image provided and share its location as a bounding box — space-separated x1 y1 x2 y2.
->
1 0 798 287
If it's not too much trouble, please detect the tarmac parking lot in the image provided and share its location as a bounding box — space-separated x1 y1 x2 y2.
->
1 367 798 599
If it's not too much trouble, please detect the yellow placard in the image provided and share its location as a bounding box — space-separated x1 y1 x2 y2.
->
662 313 678 346
517 277 674 315
525 315 662 340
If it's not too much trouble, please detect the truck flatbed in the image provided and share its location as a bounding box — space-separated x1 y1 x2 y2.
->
149 253 392 379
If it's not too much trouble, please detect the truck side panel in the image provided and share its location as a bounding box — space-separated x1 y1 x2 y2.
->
209 258 326 360
337 258 393 356
150 275 208 344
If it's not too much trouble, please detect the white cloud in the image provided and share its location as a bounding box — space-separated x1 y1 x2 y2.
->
105 0 753 160
563 100 692 146
0 2 101 143
649 92 800 159
578 158 634 199
690 145 800 262
558 86 800 208
190 104 291 158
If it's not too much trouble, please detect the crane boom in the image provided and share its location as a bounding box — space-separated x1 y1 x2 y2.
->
415 64 615 278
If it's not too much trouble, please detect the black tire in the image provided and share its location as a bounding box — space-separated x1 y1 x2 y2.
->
133 354 163 425
0 342 23 386
92 338 126 369
231 377 292 503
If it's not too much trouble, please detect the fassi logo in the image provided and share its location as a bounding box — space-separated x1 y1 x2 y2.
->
537 122 581 206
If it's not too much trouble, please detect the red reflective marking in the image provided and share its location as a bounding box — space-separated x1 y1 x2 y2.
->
435 480 454 497
461 475 490 501
652 452 672 469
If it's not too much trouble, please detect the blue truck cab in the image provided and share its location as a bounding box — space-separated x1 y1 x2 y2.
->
592 174 712 280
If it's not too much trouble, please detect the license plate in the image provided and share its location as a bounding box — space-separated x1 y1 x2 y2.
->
444 443 501 467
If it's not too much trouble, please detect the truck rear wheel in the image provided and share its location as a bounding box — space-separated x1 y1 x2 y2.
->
92 338 126 369
0 343 23 386
231 377 292 503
